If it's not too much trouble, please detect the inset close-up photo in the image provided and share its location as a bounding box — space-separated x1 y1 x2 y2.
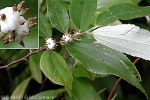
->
0 0 38 49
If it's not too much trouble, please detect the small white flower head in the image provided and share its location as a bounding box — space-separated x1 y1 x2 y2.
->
16 16 29 36
61 34 72 42
0 7 20 33
46 38 56 50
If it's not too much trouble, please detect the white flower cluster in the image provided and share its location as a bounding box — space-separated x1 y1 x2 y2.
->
61 34 72 42
46 33 73 50
46 38 56 50
0 1 37 47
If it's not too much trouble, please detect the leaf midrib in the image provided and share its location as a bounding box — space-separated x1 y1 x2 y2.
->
51 51 69 86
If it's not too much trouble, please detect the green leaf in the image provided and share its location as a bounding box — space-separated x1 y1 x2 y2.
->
40 51 73 95
29 53 42 84
110 3 150 20
111 93 117 100
73 63 96 80
39 13 52 38
11 78 31 100
28 88 65 100
66 78 102 100
69 0 97 31
96 10 118 26
96 3 150 26
66 41 146 96
97 0 136 10
47 0 69 33
131 0 141 4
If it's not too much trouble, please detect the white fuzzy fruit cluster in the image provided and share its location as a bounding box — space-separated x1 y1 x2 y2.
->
61 34 72 42
46 33 73 50
46 38 56 50
0 1 36 47
0 7 28 34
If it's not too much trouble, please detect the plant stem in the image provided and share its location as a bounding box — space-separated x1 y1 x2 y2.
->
107 57 141 100
40 77 47 91
0 47 47 69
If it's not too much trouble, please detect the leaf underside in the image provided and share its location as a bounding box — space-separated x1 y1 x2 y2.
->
93 24 150 61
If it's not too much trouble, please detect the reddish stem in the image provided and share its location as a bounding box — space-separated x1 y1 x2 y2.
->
107 57 141 100
0 47 47 69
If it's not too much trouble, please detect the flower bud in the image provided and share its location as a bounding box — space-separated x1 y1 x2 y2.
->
3 37 10 44
17 1 25 10
28 17 36 23
28 22 37 28
20 8 29 15
19 39 25 47
13 5 18 12
9 31 16 41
